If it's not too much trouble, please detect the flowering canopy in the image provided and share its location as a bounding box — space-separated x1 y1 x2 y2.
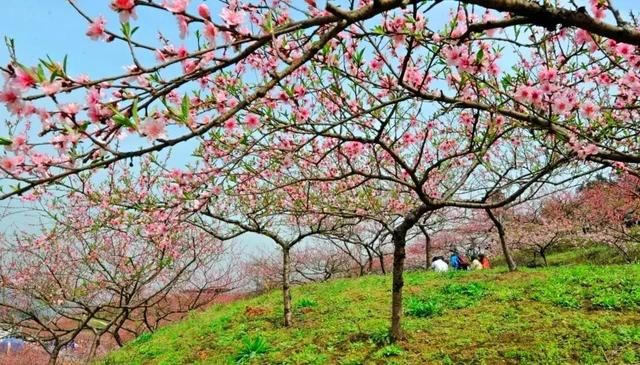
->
0 0 639 201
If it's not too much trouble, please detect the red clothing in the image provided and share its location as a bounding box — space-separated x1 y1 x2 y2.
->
481 257 491 269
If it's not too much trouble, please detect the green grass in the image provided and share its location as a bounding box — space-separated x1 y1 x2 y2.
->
100 261 640 364
493 242 640 268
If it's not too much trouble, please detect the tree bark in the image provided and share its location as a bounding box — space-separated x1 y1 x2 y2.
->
390 205 428 342
486 209 517 271
48 347 60 365
540 250 548 266
282 247 293 327
378 253 386 274
88 332 101 360
419 226 431 269
364 247 374 273
390 227 407 341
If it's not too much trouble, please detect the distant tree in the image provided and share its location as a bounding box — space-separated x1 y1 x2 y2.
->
575 175 640 262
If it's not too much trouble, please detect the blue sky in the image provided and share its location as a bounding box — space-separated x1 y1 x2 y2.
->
4 0 633 79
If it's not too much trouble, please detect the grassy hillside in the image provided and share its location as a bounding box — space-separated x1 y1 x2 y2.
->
101 261 640 364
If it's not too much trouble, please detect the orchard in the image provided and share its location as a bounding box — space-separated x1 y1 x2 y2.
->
1 0 640 364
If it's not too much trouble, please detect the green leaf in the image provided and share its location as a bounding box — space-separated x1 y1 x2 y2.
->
113 113 135 128
475 49 484 63
263 15 273 33
62 55 68 75
181 94 190 123
131 98 139 122
50 70 59 83
78 122 90 132
36 64 46 83
354 48 365 65
372 25 385 35
121 22 131 38
0 137 12 146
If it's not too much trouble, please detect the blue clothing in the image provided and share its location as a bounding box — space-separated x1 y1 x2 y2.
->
450 254 460 269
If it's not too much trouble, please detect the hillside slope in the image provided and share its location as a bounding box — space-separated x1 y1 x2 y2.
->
101 264 640 365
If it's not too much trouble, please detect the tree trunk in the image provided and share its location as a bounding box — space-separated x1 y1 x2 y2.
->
282 247 292 327
113 329 124 347
48 347 60 365
419 226 431 269
486 209 517 271
540 249 548 266
378 253 386 274
88 332 101 360
389 205 428 341
365 247 374 273
390 227 407 341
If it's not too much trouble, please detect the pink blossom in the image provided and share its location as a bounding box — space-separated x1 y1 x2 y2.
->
343 141 364 157
402 133 417 145
182 59 198 74
538 68 557 82
41 80 62 95
140 117 167 140
296 107 310 122
245 113 260 129
198 3 211 20
293 85 306 98
111 0 134 11
552 96 572 115
164 0 189 13
442 46 462 66
580 101 599 119
111 0 137 22
0 156 23 171
204 22 217 43
370 58 384 71
59 103 80 115
515 85 532 102
86 16 107 40
19 193 38 202
30 152 51 167
615 43 634 58
220 7 244 26
9 135 27 152
575 29 592 45
0 86 20 105
589 0 606 19
438 139 457 153
568 135 600 159
612 162 626 171
176 15 188 39
224 118 237 133
13 68 36 90
582 144 600 157
530 88 543 104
